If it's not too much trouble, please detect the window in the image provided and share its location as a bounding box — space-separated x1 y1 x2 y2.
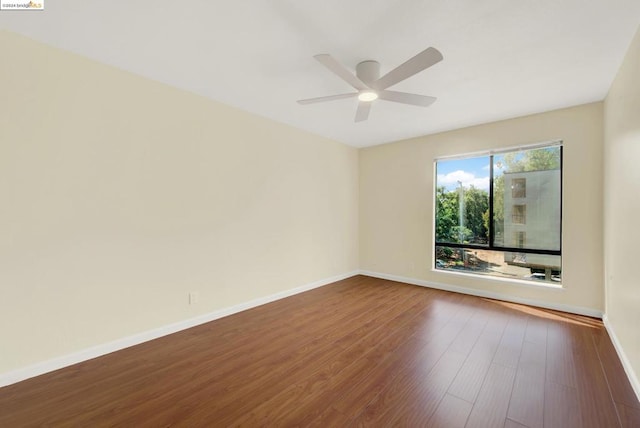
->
434 143 562 284
512 178 526 198
512 205 526 224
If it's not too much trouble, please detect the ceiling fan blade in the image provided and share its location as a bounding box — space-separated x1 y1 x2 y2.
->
374 47 443 90
297 93 357 105
314 54 369 91
378 90 437 107
354 102 371 122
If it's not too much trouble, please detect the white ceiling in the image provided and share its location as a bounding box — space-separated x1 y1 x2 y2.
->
2 1 639 147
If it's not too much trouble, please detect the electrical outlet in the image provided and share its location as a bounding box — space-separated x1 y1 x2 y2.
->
189 291 199 305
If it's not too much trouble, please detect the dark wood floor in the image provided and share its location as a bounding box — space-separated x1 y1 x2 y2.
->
1 275 639 427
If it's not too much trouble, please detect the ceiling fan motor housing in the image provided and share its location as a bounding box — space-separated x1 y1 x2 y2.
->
356 60 380 86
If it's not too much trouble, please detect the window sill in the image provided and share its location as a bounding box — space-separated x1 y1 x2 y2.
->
432 267 564 290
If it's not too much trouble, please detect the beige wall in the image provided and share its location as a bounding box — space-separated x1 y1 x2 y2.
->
360 102 604 312
604 26 640 392
0 31 359 375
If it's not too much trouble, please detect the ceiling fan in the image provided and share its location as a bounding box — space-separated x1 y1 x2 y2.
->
297 47 443 122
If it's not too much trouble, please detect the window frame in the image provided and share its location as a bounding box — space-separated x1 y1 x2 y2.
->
434 142 563 258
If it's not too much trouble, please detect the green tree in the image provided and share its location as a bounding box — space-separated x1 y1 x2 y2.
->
493 174 504 245
501 147 560 173
463 185 489 244
435 186 458 242
436 185 489 244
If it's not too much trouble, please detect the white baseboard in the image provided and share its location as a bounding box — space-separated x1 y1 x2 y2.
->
602 314 640 402
0 271 359 388
359 270 603 318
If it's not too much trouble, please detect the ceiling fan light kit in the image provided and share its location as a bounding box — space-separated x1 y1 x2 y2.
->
358 91 378 102
298 47 443 122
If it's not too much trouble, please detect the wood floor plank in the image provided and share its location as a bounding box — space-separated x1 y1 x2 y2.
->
569 323 621 428
546 322 578 388
465 363 517 428
544 380 582 428
447 311 509 403
397 351 469 426
616 402 640 428
1 275 638 426
426 393 473 428
504 418 529 428
524 313 548 345
448 307 490 356
331 292 468 417
224 290 433 426
592 327 640 409
306 406 349 427
493 315 527 369
507 339 546 428
353 349 467 426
